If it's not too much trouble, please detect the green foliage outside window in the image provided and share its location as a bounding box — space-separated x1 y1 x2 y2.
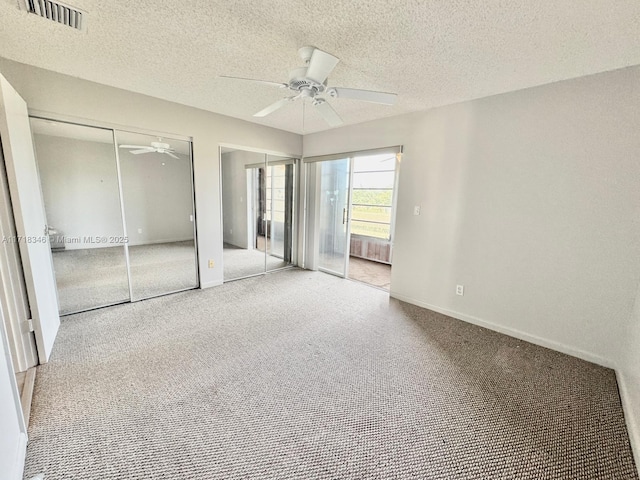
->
350 188 393 240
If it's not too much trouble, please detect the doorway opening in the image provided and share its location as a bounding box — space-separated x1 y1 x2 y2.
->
304 146 400 291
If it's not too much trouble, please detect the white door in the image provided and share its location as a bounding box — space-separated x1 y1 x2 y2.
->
0 74 60 363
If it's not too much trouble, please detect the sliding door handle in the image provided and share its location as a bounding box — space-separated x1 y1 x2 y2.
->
342 207 347 225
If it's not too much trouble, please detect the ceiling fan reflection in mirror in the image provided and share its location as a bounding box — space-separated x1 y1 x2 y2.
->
220 46 397 127
119 140 179 159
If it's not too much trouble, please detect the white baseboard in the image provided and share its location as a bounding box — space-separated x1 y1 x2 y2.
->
10 432 27 480
616 370 640 477
200 280 223 289
388 292 613 368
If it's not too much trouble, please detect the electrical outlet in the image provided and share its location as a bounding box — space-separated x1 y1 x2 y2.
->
208 260 215 268
137 228 142 234
413 205 421 216
456 285 464 296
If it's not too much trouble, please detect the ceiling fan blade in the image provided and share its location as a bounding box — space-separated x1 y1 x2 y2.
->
119 144 149 149
129 149 152 155
305 49 339 84
219 76 288 89
254 97 295 117
327 87 397 105
314 99 343 127
165 152 179 159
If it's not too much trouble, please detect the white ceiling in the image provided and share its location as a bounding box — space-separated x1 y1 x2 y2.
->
2 0 640 135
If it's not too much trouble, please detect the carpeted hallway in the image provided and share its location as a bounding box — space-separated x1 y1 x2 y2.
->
24 269 638 479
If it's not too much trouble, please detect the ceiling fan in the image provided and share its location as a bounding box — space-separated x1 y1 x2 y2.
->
119 141 179 159
220 46 397 127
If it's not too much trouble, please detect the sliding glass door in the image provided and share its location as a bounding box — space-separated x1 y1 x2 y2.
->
305 146 400 287
31 118 199 315
317 157 351 276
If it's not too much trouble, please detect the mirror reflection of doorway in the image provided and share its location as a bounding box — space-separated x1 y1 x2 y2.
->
305 147 400 291
31 117 199 315
220 147 297 281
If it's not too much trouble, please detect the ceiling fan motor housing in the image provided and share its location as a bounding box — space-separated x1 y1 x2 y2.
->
297 46 315 64
288 67 326 97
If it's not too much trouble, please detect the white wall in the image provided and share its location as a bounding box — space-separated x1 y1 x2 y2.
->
304 65 640 367
35 134 123 249
119 149 194 246
0 57 302 288
221 150 264 249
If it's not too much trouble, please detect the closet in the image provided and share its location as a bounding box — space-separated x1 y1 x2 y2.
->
31 118 198 315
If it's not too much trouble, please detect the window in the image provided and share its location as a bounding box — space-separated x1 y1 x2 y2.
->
350 153 396 240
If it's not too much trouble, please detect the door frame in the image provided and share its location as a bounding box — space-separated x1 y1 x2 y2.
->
0 139 38 371
0 75 60 364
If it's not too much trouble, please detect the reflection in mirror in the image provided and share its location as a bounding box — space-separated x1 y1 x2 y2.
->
221 148 297 281
117 131 198 300
31 118 130 314
265 155 295 271
221 149 267 280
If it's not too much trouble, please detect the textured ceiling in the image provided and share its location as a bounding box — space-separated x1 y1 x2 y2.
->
1 0 640 134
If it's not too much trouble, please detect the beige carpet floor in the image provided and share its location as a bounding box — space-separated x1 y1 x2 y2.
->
223 243 289 280
24 269 638 479
52 241 198 314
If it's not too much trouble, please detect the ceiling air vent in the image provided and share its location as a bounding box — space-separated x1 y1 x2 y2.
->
20 0 87 32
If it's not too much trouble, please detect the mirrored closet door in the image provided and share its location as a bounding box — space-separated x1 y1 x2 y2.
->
221 147 297 281
31 117 198 315
116 131 197 300
31 119 130 314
